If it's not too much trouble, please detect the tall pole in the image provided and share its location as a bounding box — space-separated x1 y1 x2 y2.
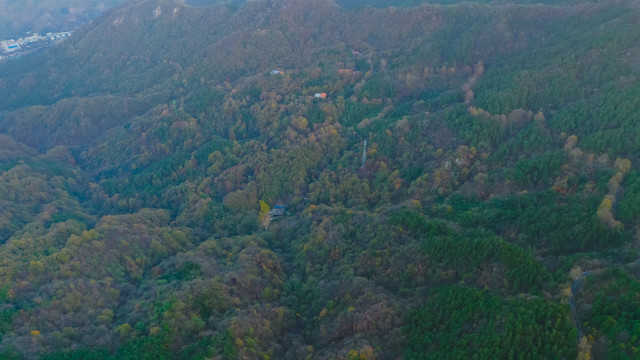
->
361 140 367 168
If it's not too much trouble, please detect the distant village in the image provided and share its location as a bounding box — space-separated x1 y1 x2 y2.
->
0 31 72 61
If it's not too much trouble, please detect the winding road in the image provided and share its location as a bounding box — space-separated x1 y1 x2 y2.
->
569 271 592 339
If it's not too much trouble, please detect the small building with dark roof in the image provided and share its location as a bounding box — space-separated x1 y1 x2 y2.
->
270 205 287 217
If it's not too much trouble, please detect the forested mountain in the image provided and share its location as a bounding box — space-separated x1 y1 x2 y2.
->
0 0 639 358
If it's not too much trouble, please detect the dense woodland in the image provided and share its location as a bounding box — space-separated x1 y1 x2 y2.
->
0 0 639 358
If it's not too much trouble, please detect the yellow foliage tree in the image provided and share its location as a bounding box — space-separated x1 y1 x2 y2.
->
614 158 631 174
116 323 132 336
597 197 613 221
259 200 271 228
577 336 592 360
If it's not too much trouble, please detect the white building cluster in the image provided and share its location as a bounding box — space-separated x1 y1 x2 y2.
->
0 31 72 59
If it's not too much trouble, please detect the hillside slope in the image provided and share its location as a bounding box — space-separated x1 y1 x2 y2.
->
0 0 639 359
